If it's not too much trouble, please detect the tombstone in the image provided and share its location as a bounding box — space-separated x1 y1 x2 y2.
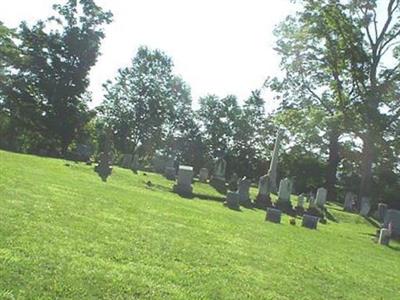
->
297 194 305 208
164 157 176 180
94 151 113 182
315 187 327 208
254 174 272 209
268 129 283 193
344 192 355 212
266 208 282 224
199 168 209 183
378 228 390 246
360 197 371 217
383 209 400 238
277 178 292 203
210 156 227 194
302 214 319 230
237 177 251 207
228 173 239 191
308 195 316 208
121 154 133 168
225 191 240 210
276 178 294 213
377 203 388 222
173 165 193 196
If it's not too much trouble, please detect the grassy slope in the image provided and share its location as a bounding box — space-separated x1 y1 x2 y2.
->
0 150 399 299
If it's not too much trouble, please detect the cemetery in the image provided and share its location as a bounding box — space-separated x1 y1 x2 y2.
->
1 0 400 298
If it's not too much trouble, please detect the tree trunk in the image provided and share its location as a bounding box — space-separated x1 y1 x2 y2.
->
326 129 340 202
359 133 374 200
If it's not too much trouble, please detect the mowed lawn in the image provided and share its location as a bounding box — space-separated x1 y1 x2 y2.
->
0 150 399 299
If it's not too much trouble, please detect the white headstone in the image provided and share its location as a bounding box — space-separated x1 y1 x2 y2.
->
378 228 390 246
173 165 193 196
258 175 270 196
278 178 292 203
360 197 371 216
315 187 327 207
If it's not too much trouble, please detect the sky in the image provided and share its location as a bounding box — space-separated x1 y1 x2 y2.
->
0 0 297 109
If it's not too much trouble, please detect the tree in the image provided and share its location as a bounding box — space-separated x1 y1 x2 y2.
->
1 0 112 155
100 46 177 159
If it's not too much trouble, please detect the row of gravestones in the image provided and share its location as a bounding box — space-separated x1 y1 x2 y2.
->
170 163 327 230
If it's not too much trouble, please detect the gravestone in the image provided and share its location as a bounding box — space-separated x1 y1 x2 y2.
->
266 208 282 223
268 129 283 193
378 228 390 246
238 177 251 207
308 194 316 208
164 157 176 180
360 197 371 216
383 209 400 238
225 191 240 210
297 194 305 208
344 192 355 212
302 214 319 230
121 154 133 168
228 173 239 191
199 168 209 183
377 203 388 222
173 165 193 196
254 174 272 209
276 178 293 212
210 156 227 193
315 187 327 208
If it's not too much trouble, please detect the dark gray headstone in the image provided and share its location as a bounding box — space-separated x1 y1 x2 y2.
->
266 208 282 224
302 214 319 230
225 191 240 209
378 203 388 222
383 209 400 237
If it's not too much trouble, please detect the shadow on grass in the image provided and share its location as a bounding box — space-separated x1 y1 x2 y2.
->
193 193 225 203
388 244 400 252
325 210 339 223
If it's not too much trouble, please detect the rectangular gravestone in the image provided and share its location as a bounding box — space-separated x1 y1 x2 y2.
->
302 214 319 229
173 165 193 196
199 168 209 183
225 191 240 210
266 208 282 224
378 228 390 246
238 177 251 207
377 203 388 222
360 197 371 216
165 167 176 180
315 187 327 208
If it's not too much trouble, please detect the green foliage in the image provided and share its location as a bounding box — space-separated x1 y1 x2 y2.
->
0 0 112 155
1 150 399 299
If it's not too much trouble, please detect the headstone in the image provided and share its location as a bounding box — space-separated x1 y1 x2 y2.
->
165 167 176 180
121 154 133 168
254 174 272 209
210 156 227 194
266 208 282 224
377 203 388 222
297 194 305 208
308 195 316 208
228 173 239 191
315 187 327 208
225 191 240 210
237 177 251 207
360 197 371 217
302 214 319 229
173 165 193 196
383 209 400 238
199 168 209 183
344 192 355 212
378 228 390 246
277 178 292 203
268 129 283 193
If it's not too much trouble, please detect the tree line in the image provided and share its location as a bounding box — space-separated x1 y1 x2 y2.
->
0 0 399 208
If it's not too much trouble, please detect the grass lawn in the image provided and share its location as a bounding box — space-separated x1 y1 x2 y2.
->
0 150 399 299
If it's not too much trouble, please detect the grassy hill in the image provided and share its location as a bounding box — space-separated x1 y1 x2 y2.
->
0 150 399 299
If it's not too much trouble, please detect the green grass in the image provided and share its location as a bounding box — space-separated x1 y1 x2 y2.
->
0 150 399 299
